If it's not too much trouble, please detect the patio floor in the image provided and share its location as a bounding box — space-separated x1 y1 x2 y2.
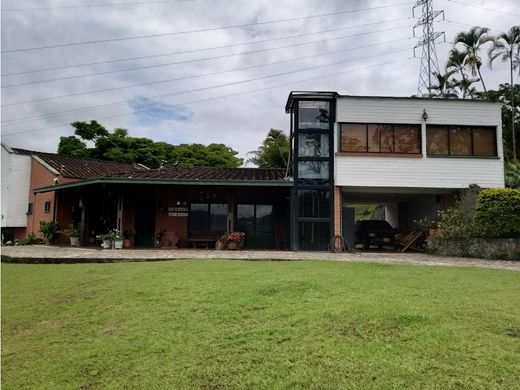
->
1 245 518 271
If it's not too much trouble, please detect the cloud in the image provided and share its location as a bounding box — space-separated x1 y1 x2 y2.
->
1 0 518 159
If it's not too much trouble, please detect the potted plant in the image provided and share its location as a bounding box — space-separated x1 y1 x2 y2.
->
62 224 82 246
113 229 124 250
123 230 134 249
96 232 114 249
219 231 245 250
39 220 59 245
415 216 439 237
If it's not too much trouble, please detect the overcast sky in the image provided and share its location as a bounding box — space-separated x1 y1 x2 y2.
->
1 0 519 162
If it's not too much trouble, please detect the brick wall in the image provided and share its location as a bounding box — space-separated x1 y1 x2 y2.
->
334 186 341 236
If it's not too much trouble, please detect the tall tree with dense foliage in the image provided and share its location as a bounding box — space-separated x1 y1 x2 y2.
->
486 84 520 162
454 26 494 93
57 121 243 168
489 25 520 161
248 129 289 168
428 71 458 98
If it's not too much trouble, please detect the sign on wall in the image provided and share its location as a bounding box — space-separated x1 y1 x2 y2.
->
167 206 189 217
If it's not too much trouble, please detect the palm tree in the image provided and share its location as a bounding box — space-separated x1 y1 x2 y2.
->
452 77 479 99
454 26 494 93
428 71 458 98
489 25 520 161
446 48 468 84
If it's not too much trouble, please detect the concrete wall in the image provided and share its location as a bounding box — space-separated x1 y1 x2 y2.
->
334 96 504 189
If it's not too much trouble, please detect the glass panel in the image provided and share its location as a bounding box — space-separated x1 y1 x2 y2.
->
298 190 330 218
427 126 449 155
450 126 472 155
394 125 421 153
236 204 255 236
298 101 330 129
367 124 380 152
341 123 366 151
299 221 330 251
298 133 329 157
189 203 209 231
297 161 329 185
380 125 394 152
256 205 273 234
473 127 496 156
210 204 227 232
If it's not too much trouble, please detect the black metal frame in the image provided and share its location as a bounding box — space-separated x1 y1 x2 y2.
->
291 97 336 251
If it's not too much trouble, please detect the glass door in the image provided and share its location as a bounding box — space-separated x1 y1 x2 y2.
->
236 204 274 249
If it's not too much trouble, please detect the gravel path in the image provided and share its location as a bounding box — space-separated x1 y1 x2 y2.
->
1 245 518 271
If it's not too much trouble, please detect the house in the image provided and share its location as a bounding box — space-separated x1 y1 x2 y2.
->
285 91 504 250
1 91 504 250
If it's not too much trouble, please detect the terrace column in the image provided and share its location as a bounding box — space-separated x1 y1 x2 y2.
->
334 186 342 236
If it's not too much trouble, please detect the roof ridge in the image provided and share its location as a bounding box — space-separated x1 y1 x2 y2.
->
11 148 138 166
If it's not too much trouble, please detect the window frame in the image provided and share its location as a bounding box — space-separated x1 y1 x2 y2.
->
44 201 51 213
426 125 497 157
339 122 422 155
27 203 33 215
188 203 228 233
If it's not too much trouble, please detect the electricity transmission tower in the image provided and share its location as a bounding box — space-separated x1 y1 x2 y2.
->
413 0 445 96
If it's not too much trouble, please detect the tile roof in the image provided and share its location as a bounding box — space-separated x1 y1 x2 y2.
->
13 148 144 179
12 148 288 182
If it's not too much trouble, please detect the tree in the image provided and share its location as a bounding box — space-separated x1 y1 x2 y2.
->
454 26 494 93
489 25 520 161
428 71 458 98
248 129 289 168
58 121 243 168
57 136 88 157
487 84 520 162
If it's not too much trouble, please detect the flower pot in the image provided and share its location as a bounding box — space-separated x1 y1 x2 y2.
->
123 238 132 249
70 237 80 247
227 241 238 250
101 240 112 249
114 239 123 250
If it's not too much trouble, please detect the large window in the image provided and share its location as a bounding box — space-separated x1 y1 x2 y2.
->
426 125 497 156
298 101 330 130
340 123 421 154
189 203 227 232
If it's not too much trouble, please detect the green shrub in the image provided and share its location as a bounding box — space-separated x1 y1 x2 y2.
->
15 234 44 246
39 220 59 244
436 184 481 239
474 188 520 238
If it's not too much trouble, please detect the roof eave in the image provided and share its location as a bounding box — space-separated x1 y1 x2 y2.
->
33 176 293 193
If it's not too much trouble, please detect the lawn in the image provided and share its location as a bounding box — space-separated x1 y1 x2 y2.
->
2 260 520 389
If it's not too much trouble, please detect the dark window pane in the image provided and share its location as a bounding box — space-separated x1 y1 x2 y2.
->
297 161 329 185
236 204 254 236
450 126 472 155
210 204 227 232
473 127 496 156
427 126 449 155
190 203 209 231
298 133 329 157
395 125 421 153
298 101 330 129
299 221 330 251
341 123 366 151
298 190 330 218
256 205 273 234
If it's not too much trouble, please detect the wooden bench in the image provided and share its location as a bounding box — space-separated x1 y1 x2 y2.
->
186 232 220 249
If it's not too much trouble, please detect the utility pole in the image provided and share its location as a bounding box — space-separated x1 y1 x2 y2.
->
413 0 445 97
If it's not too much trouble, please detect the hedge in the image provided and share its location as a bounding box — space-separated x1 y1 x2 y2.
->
474 188 520 238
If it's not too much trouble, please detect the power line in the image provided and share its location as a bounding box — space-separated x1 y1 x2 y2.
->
446 0 520 18
0 56 411 138
2 17 411 77
1 25 412 88
2 37 411 107
1 1 414 53
2 0 194 12
1 47 411 126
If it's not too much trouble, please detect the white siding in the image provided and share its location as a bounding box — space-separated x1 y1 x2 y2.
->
334 96 504 189
1 145 31 227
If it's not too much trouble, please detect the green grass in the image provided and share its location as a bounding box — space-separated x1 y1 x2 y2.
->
2 260 520 389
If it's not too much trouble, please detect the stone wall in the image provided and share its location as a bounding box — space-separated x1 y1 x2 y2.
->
428 237 520 260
